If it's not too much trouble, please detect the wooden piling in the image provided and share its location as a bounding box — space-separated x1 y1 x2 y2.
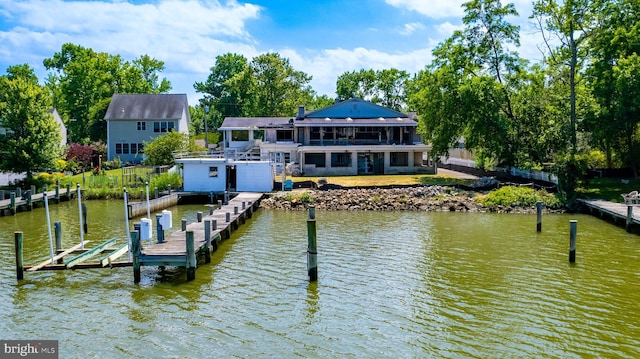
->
197 211 203 222
15 232 23 281
209 205 214 215
82 203 88 234
307 206 318 281
536 201 543 232
27 188 32 210
66 184 71 199
210 220 218 251
78 184 86 249
204 220 211 263
569 220 577 263
0 190 4 200
218 199 222 209
154 187 159 199
10 192 16 215
181 218 187 231
55 185 60 203
226 212 230 222
626 205 633 232
234 206 238 215
156 214 164 243
132 231 141 283
16 187 21 198
186 231 196 281
54 222 63 264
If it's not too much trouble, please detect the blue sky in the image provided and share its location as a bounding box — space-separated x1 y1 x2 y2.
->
0 0 540 105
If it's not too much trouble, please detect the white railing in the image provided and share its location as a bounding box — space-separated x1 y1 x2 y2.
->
173 151 226 159
440 156 558 184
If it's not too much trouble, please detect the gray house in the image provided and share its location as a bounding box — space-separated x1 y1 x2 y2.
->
105 94 190 163
218 98 435 176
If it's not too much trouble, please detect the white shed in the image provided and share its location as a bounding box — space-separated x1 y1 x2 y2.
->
177 158 274 193
231 161 274 192
177 158 227 192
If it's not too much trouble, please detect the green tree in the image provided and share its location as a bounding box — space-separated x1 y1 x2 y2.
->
585 0 640 175
194 53 252 129
337 68 409 111
0 65 62 181
44 43 171 143
196 52 318 119
409 0 544 168
133 55 172 94
143 131 196 166
531 0 600 197
336 69 377 100
248 53 314 116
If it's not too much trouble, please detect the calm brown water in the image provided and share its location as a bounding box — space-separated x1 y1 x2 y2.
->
1 200 639 358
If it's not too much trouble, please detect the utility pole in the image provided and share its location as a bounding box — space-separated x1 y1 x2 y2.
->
204 105 209 151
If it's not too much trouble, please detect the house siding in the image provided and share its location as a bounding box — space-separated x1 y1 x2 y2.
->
105 94 190 163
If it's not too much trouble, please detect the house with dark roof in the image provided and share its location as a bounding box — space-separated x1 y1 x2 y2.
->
104 94 190 163
218 98 435 177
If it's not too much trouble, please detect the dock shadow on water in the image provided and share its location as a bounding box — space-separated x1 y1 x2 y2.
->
1 201 639 358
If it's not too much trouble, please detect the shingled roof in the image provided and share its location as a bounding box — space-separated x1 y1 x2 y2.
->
104 94 189 121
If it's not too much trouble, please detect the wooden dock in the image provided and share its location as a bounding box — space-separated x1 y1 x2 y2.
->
0 185 75 216
577 198 640 230
14 192 264 282
134 192 264 282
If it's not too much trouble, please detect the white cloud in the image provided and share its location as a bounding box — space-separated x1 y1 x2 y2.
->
433 21 462 37
284 47 433 97
399 22 426 36
385 0 464 19
0 0 262 104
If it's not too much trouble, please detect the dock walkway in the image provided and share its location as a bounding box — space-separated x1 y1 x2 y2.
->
577 198 640 228
0 185 74 216
134 192 264 281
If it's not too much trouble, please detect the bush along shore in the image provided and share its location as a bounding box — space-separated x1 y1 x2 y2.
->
260 185 566 213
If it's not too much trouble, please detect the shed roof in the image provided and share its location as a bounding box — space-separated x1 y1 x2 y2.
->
104 94 189 121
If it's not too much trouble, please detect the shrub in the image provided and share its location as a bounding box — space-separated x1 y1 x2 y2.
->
149 172 182 191
299 192 314 204
478 186 561 209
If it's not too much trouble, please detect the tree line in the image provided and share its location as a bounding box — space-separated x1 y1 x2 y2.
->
1 0 639 197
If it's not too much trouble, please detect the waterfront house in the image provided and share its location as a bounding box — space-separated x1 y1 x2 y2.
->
218 98 435 177
104 94 190 163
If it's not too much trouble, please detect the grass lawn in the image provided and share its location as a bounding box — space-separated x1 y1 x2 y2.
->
575 177 640 203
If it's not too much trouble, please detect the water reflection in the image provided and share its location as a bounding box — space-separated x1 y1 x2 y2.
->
1 204 640 357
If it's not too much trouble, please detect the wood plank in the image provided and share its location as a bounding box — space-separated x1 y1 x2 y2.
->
99 243 129 267
65 238 117 268
23 261 132 271
27 241 91 272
